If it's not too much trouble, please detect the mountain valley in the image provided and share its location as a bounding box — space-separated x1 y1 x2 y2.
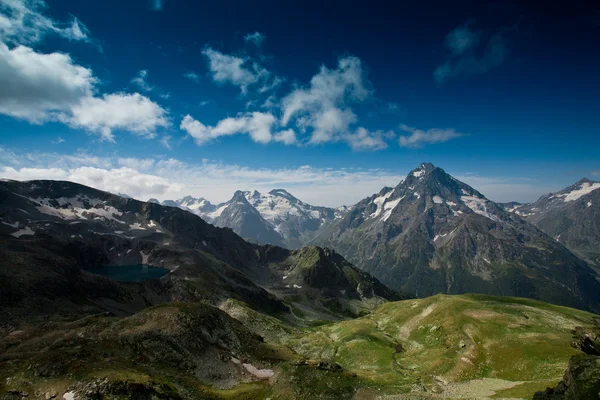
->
1 168 599 400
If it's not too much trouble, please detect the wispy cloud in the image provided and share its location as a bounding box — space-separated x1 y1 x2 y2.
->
159 135 172 150
0 148 407 206
151 0 163 11
202 47 271 94
434 23 507 83
398 124 463 148
51 137 65 144
183 71 199 83
0 0 99 48
244 32 265 46
131 69 153 92
0 148 560 205
343 127 392 151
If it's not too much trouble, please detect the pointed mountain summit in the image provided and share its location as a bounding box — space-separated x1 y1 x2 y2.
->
209 190 285 246
244 188 339 248
157 189 344 248
313 162 600 312
508 178 600 269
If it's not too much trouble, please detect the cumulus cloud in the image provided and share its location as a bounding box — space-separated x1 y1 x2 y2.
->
202 47 276 94
273 129 297 145
0 42 95 121
180 112 293 146
281 56 372 145
0 0 92 45
398 124 463 148
131 69 153 91
434 24 507 83
244 31 265 46
67 93 169 142
0 43 169 142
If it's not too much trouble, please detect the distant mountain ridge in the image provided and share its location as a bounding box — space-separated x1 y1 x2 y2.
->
504 178 600 269
154 189 347 248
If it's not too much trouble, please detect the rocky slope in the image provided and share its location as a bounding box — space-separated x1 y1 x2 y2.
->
311 163 600 313
0 179 398 327
534 317 600 399
508 178 600 269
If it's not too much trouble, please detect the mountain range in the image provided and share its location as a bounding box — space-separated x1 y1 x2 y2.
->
0 180 399 326
147 163 600 313
504 178 600 270
152 188 347 248
2 168 600 399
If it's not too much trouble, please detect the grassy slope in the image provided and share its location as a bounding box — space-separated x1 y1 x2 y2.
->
1 295 597 400
284 294 598 399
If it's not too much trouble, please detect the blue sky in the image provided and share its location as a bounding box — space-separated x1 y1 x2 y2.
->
0 0 599 206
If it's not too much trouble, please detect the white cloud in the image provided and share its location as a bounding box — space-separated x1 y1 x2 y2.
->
69 166 179 197
183 71 199 83
180 112 292 146
398 124 463 148
0 150 405 206
0 43 169 142
0 42 96 122
0 148 565 206
131 69 153 92
343 127 391 151
258 75 283 93
280 56 372 145
434 24 506 83
160 135 172 150
51 136 65 144
67 93 169 142
274 129 297 145
1 166 68 180
202 47 270 94
0 0 92 45
244 32 265 46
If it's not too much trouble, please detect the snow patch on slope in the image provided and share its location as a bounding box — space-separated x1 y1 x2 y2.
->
381 196 404 221
370 189 394 218
10 226 34 238
554 182 600 202
461 195 498 221
432 195 444 204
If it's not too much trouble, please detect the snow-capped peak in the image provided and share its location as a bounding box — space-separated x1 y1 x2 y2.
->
552 180 600 202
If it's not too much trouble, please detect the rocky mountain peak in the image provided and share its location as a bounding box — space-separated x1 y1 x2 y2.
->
268 188 298 202
231 190 250 203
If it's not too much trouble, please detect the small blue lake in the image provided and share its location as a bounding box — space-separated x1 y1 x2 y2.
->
87 265 169 282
